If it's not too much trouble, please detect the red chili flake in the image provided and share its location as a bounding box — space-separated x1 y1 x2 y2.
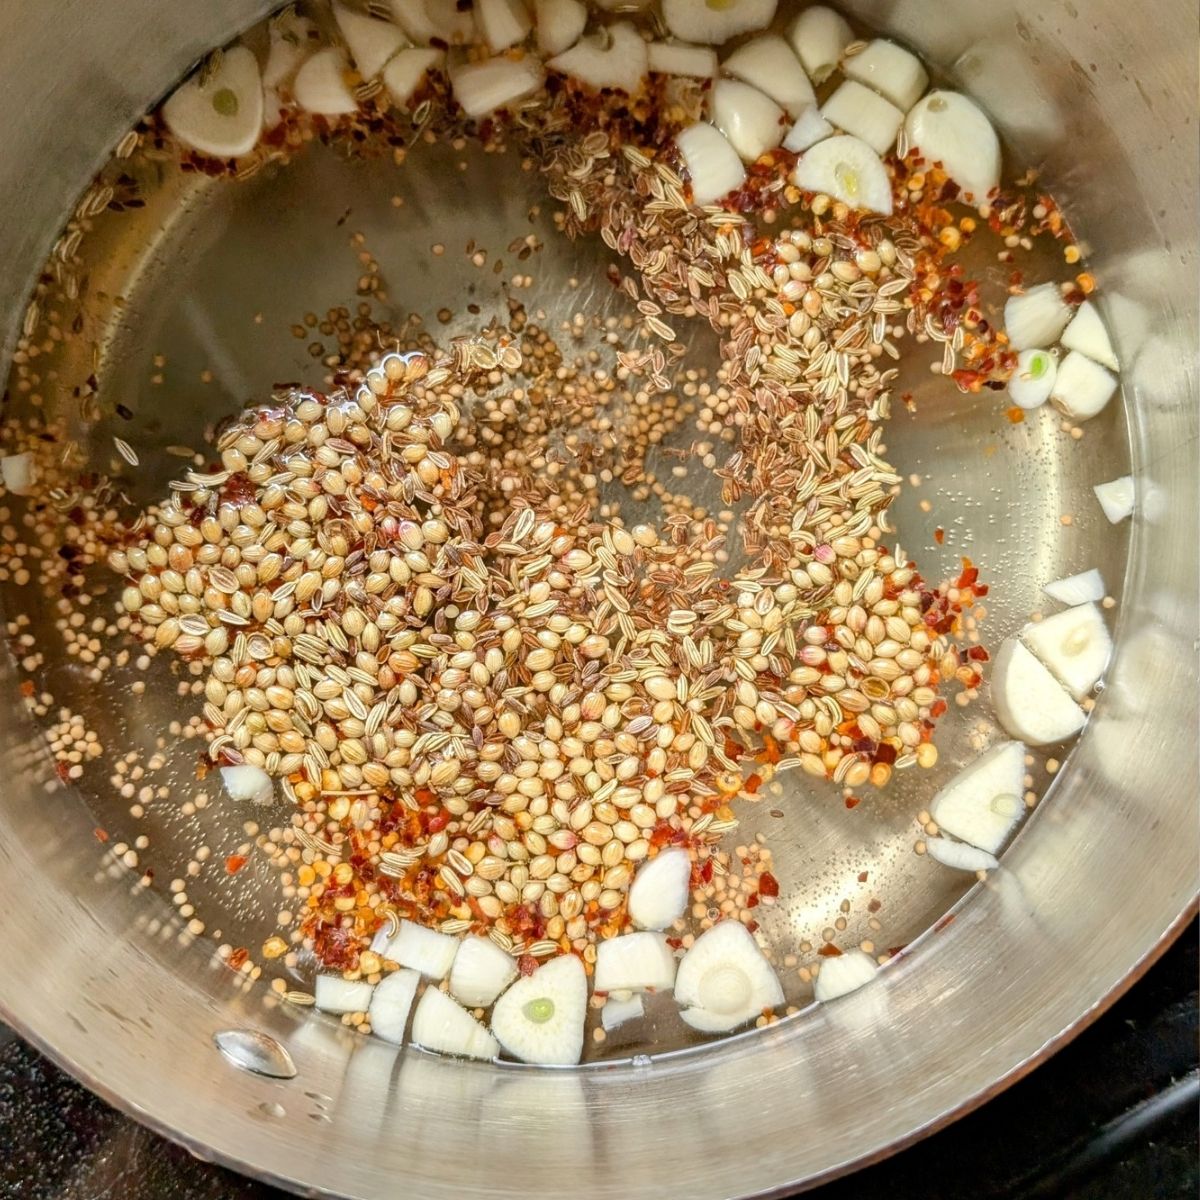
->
517 954 539 977
747 892 760 908
957 560 980 589
744 772 762 794
1006 406 1026 424
857 871 869 883
967 646 990 662
228 948 248 970
868 898 882 913
665 936 683 951
699 859 714 884
425 812 450 834
931 699 948 719
874 742 898 766
414 787 437 807
934 913 957 933
225 854 248 875
758 871 780 898
744 920 759 934
18 680 34 698
54 761 70 783
844 795 861 809
817 944 843 957
933 527 945 544
723 737 745 761
93 828 109 843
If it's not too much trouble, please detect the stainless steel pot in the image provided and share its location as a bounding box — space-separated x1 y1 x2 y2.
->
0 2 1195 1197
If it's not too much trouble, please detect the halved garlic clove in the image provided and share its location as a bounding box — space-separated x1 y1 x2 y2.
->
676 122 746 206
535 0 587 57
314 974 374 1014
368 968 420 1044
722 34 816 119
450 53 544 117
821 80 903 156
332 2 409 80
379 919 460 979
263 10 318 90
1007 347 1057 409
601 992 644 1032
219 763 274 804
1004 282 1072 351
627 846 692 930
647 40 718 77
594 931 677 993
548 21 647 93
382 47 444 107
389 0 477 45
924 837 1000 872
812 949 877 1002
490 954 587 1064
162 45 265 159
1093 475 1134 524
448 936 519 1008
842 38 928 111
1043 568 1106 607
928 739 1028 854
1021 602 1112 701
783 104 834 153
0 452 35 496
410 986 499 1060
293 46 359 116
710 77 786 162
1061 300 1118 371
662 0 777 45
904 89 1000 205
1050 349 1118 421
674 920 784 1032
792 134 893 215
786 5 852 84
477 0 532 53
990 637 1087 747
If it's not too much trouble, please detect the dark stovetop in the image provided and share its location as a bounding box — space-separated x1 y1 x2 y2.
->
1 920 1195 1200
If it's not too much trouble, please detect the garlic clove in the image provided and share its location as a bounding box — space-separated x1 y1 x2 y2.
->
594 931 677 993
904 89 1000 204
476 0 532 54
1050 349 1118 421
627 846 692 930
548 21 648 94
293 46 359 116
0 452 35 496
924 837 1000 873
219 763 274 804
314 974 374 1014
332 2 409 80
448 936 519 1008
162 45 265 159
368 968 420 1044
490 954 588 1064
674 920 783 1032
843 38 928 111
1021 602 1112 701
792 134 893 215
382 47 444 107
928 739 1028 854
1004 282 1072 351
662 0 777 45
722 34 816 119
601 992 644 1032
675 121 746 206
378 919 460 979
389 0 477 45
812 949 877 1002
1093 475 1135 524
535 0 587 57
647 40 719 78
821 79 903 156
990 637 1087 748
1043 568 1106 607
1007 348 1058 409
1060 300 1119 371
782 104 834 153
786 5 852 84
410 986 499 1060
263 10 318 89
710 77 786 162
450 53 544 117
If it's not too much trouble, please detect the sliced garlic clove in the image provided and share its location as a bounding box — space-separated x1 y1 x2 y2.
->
594 931 677 993
662 0 777 45
1060 300 1118 371
924 837 1000 873
783 104 834 153
263 11 318 90
647 40 718 77
476 0 532 53
928 739 1027 854
450 53 544 117
674 920 783 1032
332 2 409 80
410 986 499 1060
1043 568 1106 607
812 949 877 1002
389 0 477 45
990 638 1087 748
1021 602 1112 701
382 47 444 107
842 38 928 111
792 134 893 215
293 46 359 116
1093 475 1135 524
219 763 274 804
368 968 420 1044
380 919 460 979
1003 282 1072 351
535 0 587 57
601 992 644 1032
821 80 903 156
448 936 518 1008
1007 347 1058 409
904 89 1000 204
710 77 786 162
548 21 647 93
722 34 816 119
489 954 587 1064
162 45 265 159
0 452 35 496
1050 349 1118 421
786 5 852 84
627 846 692 930
314 974 374 1014
676 121 746 206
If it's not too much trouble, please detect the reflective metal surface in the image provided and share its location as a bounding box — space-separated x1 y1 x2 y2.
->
0 1 1195 1196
